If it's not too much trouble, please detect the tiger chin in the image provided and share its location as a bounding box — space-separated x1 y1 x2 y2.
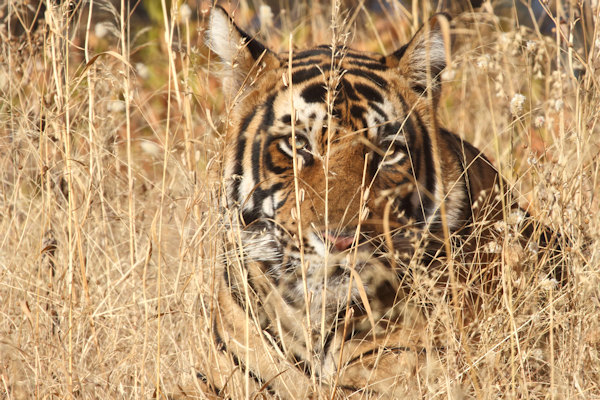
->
200 6 562 399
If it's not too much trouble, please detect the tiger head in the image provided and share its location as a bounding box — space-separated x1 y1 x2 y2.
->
207 7 492 319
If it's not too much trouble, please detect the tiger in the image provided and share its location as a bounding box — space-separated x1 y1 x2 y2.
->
201 6 562 399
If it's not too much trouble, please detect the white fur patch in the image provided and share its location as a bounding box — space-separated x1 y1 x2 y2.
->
207 8 242 65
443 180 466 230
239 231 282 264
414 35 446 67
262 195 274 217
239 167 255 211
426 172 465 231
409 31 446 86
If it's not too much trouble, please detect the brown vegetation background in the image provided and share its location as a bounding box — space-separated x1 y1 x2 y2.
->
1 1 599 398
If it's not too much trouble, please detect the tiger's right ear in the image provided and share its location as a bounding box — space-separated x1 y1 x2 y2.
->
207 6 278 97
385 13 450 101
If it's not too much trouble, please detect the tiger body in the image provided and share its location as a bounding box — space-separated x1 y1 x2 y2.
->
206 7 510 399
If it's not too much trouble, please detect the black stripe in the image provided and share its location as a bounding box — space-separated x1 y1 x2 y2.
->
346 346 416 366
339 78 360 101
275 189 292 212
231 111 257 204
268 182 284 208
240 112 256 132
294 48 331 58
249 187 269 223
346 68 387 87
248 98 272 224
292 66 322 84
264 147 289 175
350 105 366 117
291 59 327 68
391 43 409 60
369 152 381 177
399 194 415 220
345 51 384 63
244 181 285 223
251 136 263 198
242 206 261 225
381 122 402 138
301 83 327 103
321 333 335 362
354 82 384 103
250 94 276 192
260 94 276 128
291 46 384 62
402 118 417 148
369 103 387 119
231 136 246 205
349 61 388 71
230 17 269 61
290 353 313 376
358 114 369 132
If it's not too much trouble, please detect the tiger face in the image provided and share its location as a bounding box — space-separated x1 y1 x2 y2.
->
209 7 498 323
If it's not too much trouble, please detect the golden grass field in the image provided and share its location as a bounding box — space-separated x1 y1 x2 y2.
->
1 1 599 398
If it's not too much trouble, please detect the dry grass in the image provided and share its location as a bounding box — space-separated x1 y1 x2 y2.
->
1 1 599 399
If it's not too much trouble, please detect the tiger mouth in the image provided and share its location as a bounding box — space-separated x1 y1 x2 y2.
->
322 231 355 252
313 229 382 256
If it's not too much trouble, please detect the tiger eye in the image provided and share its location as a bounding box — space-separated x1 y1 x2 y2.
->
289 135 308 150
384 146 398 157
380 142 406 166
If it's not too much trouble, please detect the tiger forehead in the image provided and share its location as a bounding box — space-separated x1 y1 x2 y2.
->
270 50 398 117
281 47 391 90
253 46 408 146
284 45 387 68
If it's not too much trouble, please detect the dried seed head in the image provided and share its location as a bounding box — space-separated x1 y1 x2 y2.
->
259 5 274 29
510 93 526 116
180 4 192 22
534 115 545 128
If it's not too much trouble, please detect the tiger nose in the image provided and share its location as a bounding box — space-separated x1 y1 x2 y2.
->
323 232 355 252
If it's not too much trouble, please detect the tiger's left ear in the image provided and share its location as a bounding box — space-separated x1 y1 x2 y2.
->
387 13 450 99
206 6 278 98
